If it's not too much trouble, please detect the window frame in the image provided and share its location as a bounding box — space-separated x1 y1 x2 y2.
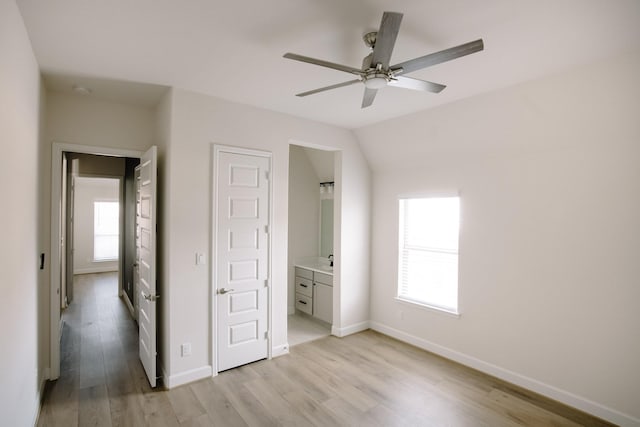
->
396 195 461 316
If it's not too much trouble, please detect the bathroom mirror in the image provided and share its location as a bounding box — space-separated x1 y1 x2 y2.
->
320 199 333 257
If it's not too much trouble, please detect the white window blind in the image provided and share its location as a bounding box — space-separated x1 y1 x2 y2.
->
94 201 119 261
398 197 460 313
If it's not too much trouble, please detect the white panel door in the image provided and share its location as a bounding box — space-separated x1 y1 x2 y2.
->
216 150 270 372
136 146 158 387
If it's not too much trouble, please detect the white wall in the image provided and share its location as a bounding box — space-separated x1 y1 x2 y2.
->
162 88 370 385
287 145 321 313
356 51 640 425
46 91 156 149
0 1 44 425
303 147 335 182
73 177 120 274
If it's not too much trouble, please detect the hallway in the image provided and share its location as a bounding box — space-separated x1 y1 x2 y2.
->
38 272 158 426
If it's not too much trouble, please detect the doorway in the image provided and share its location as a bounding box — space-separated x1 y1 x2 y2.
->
213 145 272 373
287 144 336 346
49 143 146 381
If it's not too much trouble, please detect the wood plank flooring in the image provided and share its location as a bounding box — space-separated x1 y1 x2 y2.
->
38 273 613 426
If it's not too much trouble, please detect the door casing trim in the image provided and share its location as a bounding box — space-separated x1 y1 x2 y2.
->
49 142 143 380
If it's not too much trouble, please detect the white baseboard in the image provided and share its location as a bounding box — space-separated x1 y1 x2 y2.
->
122 292 135 318
163 365 212 389
331 320 370 338
370 321 639 427
33 367 50 427
74 266 118 275
272 343 290 358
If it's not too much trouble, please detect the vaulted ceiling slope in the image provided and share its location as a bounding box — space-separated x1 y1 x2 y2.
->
17 0 640 129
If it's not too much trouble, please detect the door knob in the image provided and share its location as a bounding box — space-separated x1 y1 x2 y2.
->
143 293 159 302
218 288 234 294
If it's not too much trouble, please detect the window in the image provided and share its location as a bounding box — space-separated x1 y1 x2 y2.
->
398 197 460 314
94 201 119 261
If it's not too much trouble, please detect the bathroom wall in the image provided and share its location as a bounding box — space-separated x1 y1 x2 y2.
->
287 145 321 313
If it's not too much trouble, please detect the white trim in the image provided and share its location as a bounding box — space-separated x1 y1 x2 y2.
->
122 291 135 318
331 320 370 338
394 297 461 318
73 266 119 275
50 142 143 380
163 365 213 389
369 321 640 427
211 144 273 375
272 343 289 358
33 367 50 427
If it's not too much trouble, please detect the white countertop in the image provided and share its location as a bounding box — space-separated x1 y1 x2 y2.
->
295 257 334 275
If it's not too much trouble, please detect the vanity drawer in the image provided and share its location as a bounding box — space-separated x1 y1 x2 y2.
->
295 277 313 297
295 293 313 315
295 267 313 280
314 271 333 286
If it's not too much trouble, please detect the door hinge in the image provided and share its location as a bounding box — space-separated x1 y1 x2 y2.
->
264 279 269 288
264 331 270 340
264 225 269 233
265 170 270 180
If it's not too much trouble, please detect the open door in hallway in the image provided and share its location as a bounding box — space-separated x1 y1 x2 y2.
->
136 146 158 387
215 148 271 372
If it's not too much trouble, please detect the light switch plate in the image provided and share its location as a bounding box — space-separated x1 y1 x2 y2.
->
195 253 206 265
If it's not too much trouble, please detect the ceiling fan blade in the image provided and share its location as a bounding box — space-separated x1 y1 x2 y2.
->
296 79 361 97
362 87 378 108
284 53 364 76
370 12 403 70
391 39 484 75
388 76 446 93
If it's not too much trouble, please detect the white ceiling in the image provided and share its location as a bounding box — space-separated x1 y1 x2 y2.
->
17 0 640 129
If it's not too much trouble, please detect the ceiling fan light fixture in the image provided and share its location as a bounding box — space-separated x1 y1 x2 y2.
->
363 75 388 89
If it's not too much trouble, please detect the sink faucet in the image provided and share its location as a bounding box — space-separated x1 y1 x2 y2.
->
328 254 334 267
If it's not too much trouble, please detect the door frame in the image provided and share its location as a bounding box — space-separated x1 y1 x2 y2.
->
211 144 273 376
49 142 143 380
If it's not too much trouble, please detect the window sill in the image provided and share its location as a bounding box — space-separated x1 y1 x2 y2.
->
394 297 461 318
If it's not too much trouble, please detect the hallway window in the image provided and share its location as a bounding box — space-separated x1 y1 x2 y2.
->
94 201 119 261
398 196 460 314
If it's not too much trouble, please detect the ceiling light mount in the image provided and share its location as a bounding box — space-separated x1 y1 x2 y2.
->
363 31 377 49
72 84 92 95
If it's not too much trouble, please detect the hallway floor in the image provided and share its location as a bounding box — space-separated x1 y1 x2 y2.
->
38 272 155 426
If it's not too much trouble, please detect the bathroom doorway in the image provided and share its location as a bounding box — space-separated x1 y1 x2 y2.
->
287 144 336 346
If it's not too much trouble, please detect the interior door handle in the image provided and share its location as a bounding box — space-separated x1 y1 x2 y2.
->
218 288 234 294
143 293 159 302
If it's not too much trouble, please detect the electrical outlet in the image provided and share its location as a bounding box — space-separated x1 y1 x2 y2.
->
181 343 192 357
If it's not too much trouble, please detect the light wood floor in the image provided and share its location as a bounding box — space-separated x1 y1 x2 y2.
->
287 313 330 347
38 273 613 426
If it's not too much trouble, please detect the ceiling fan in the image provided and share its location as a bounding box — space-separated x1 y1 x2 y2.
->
283 11 484 108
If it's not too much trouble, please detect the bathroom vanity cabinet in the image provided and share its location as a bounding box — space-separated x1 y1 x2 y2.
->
294 266 333 323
